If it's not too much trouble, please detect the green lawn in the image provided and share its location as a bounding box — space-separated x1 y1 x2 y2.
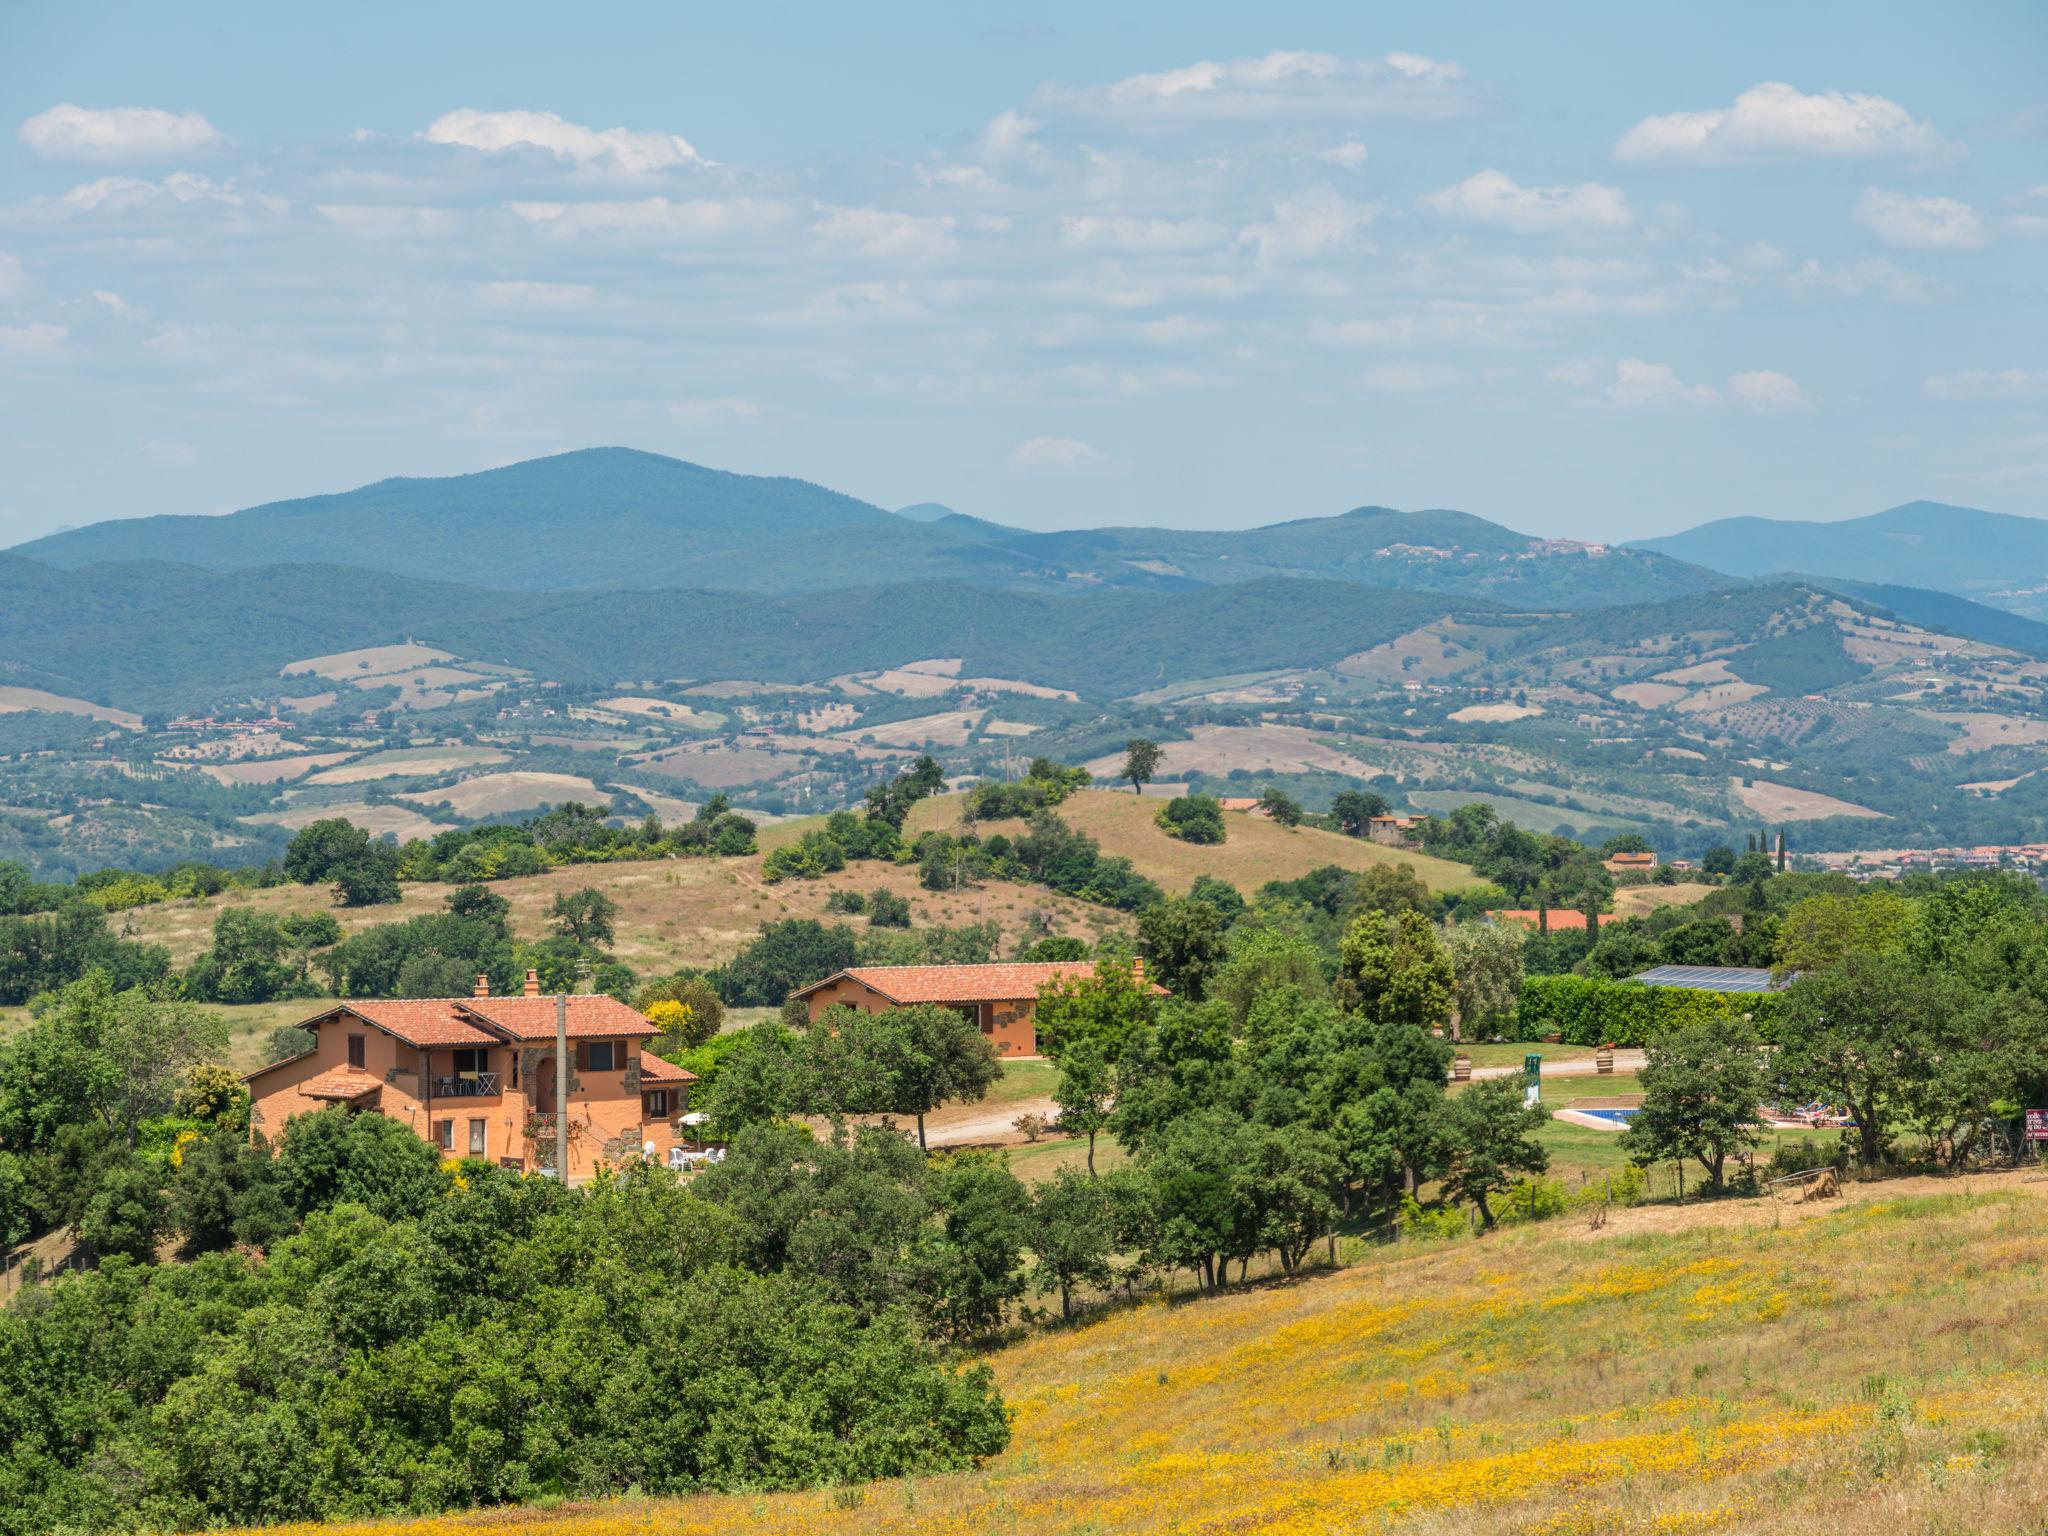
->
999 1131 1129 1184
985 1057 1059 1106
1460 1042 1597 1070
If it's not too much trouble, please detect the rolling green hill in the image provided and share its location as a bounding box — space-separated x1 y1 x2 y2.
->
12 447 1728 607
1636 501 2048 619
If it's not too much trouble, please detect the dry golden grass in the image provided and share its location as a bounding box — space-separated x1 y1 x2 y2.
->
1729 778 1887 822
912 789 1476 897
119 855 1123 979
242 1173 2048 1536
1081 723 1383 781
399 772 606 818
1613 882 1718 918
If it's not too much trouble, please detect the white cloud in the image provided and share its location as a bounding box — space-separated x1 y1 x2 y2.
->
1854 188 1987 251
59 172 283 216
0 251 28 302
1318 140 1369 170
1422 169 1632 235
0 322 68 356
811 207 957 262
1056 215 1224 253
91 290 146 321
1922 368 2048 400
1008 435 1109 475
1358 360 1466 395
1041 50 1470 122
1784 256 1945 306
1238 186 1376 263
509 196 794 243
1553 357 1721 411
18 103 224 163
1727 370 1812 413
423 108 701 173
1614 82 1950 166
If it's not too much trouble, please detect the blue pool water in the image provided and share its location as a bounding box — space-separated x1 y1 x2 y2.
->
1576 1107 1640 1126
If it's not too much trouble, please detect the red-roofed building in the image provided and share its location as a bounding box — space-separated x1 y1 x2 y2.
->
244 969 694 1182
792 959 1168 1058
1487 908 1592 932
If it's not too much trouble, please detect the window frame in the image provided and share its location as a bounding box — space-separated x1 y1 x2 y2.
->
437 1119 453 1152
346 1033 366 1069
468 1118 486 1157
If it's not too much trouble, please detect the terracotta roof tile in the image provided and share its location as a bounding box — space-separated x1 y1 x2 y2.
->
637 1053 698 1083
460 994 660 1041
299 1069 383 1100
1489 909 1591 931
799 962 1168 1005
333 1000 501 1048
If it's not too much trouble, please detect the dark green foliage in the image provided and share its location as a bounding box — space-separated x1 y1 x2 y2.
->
321 908 517 999
273 1107 445 1221
1330 789 1391 837
1256 787 1303 827
180 907 316 1005
1619 1020 1767 1189
0 903 172 1005
1156 793 1226 844
1018 934 1089 961
1188 875 1246 924
963 759 1090 822
0 1161 1009 1533
865 888 912 927
1440 1077 1549 1229
546 885 618 946
1136 897 1228 1002
714 919 859 1007
1516 973 1781 1046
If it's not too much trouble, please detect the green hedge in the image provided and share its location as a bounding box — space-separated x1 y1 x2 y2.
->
1514 974 1780 1046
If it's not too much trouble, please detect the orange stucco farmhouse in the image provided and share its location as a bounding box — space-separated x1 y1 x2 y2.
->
792 959 1167 1058
244 970 696 1181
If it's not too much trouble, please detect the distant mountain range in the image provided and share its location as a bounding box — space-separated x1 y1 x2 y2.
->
7 449 2048 716
12 447 1727 607
1636 501 2048 621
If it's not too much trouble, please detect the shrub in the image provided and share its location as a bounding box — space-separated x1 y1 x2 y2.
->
866 889 912 928
1156 794 1226 845
825 890 866 914
1396 1194 1468 1241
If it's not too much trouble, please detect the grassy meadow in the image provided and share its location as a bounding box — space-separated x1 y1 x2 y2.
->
908 789 1478 896
235 1175 2048 1536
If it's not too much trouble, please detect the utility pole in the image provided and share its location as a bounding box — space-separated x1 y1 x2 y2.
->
554 991 569 1183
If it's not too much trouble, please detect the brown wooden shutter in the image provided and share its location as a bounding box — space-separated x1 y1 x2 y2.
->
575 1041 587 1072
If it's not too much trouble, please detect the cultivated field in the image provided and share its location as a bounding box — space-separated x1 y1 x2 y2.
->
398 771 606 817
305 747 509 786
914 789 1476 896
1082 724 1385 781
258 1176 2048 1536
242 801 448 840
0 685 141 727
1730 778 1887 822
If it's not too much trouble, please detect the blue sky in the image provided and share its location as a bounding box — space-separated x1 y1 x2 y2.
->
1 0 2044 546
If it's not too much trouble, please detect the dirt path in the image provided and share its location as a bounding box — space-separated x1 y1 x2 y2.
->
1471 1050 1646 1082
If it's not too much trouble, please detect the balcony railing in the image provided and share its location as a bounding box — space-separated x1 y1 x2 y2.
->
434 1072 501 1098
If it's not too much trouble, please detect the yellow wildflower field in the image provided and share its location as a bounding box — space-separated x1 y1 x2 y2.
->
250 1177 2048 1536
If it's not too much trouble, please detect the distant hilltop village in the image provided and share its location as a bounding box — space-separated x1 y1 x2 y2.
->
1374 539 1609 561
1806 842 2048 879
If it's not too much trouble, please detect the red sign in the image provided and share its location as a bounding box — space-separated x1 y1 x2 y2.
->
2026 1110 2048 1142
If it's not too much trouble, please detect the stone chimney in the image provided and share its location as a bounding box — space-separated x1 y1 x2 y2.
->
473 973 490 998
524 967 541 997
1132 955 1145 988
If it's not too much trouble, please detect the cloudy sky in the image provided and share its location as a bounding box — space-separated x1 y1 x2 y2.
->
2 0 2044 546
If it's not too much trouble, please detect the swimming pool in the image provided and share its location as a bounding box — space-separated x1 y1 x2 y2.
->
1574 1107 1640 1126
